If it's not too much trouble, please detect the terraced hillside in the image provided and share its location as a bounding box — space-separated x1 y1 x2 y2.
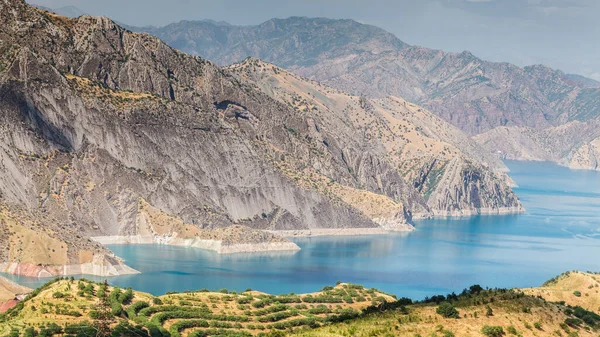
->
1 272 600 336
0 278 394 336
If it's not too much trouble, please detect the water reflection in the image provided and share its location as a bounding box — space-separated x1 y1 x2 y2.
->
2 161 600 300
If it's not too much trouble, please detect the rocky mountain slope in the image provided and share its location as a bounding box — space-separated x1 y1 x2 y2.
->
228 59 522 216
133 17 600 137
0 0 517 276
474 119 600 170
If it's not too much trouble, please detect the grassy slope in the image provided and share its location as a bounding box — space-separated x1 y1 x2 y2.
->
1 272 599 337
523 271 600 312
0 278 30 303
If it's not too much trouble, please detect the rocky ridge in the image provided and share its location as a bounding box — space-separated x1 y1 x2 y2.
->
0 276 30 303
132 17 600 137
228 59 523 216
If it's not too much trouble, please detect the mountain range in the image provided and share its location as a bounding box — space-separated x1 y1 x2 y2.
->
131 17 600 170
0 0 526 277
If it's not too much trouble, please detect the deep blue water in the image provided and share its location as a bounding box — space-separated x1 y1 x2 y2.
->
4 161 600 300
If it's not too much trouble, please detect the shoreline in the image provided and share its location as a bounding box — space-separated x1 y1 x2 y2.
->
430 206 526 218
0 258 139 278
267 227 412 238
91 235 302 254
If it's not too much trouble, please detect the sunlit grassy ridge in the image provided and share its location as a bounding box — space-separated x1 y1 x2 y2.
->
1 272 599 337
0 279 395 336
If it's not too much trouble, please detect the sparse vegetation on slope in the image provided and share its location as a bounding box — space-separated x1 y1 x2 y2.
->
1 271 600 336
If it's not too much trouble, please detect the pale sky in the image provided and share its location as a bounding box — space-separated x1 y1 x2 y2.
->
28 0 600 81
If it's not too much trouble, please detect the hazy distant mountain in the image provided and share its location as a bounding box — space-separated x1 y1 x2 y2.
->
131 17 600 137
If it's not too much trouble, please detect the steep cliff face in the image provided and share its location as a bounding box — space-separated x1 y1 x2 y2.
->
131 18 600 136
228 59 523 217
0 1 441 274
424 158 523 216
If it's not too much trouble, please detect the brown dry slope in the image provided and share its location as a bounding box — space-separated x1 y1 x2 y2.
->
228 59 523 217
523 271 600 313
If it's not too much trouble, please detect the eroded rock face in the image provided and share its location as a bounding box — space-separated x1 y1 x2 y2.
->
0 276 31 303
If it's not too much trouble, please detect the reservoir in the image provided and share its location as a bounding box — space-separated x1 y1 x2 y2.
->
5 161 600 299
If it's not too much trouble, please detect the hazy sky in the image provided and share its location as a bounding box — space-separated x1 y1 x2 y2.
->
28 0 600 80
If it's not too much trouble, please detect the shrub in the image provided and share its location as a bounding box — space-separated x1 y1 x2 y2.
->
565 318 582 327
111 301 123 316
534 321 542 330
436 302 459 319
118 288 134 304
23 328 36 337
573 291 581 297
52 291 65 299
443 330 455 337
481 325 504 337
506 326 518 335
5 329 19 337
469 285 483 294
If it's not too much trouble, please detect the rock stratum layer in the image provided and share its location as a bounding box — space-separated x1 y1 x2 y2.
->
0 1 522 276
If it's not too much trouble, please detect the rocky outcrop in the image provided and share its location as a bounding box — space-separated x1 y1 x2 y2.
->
569 138 600 170
424 158 523 216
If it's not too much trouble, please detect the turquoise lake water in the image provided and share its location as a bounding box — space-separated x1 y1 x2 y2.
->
4 160 600 299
